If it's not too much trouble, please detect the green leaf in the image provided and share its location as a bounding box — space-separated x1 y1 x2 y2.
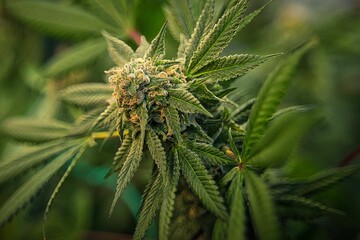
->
146 129 168 180
187 0 248 74
245 170 280 240
106 133 132 176
242 40 316 160
91 103 117 131
192 53 281 84
227 171 245 240
278 195 344 215
293 165 360 196
42 143 87 238
212 219 228 240
177 145 228 220
93 0 125 28
59 83 112 107
43 38 106 77
228 128 240 160
190 142 235 165
134 36 150 58
7 0 108 40
133 172 164 240
0 145 81 226
219 167 237 187
159 150 180 240
169 89 212 117
164 105 181 141
2 118 70 143
144 22 167 60
102 31 134 66
0 139 81 184
163 0 194 40
110 134 144 215
184 0 214 70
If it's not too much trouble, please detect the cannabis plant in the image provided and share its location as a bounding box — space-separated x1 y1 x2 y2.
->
1 0 359 239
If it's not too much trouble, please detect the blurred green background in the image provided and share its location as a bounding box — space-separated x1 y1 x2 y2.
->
0 0 359 239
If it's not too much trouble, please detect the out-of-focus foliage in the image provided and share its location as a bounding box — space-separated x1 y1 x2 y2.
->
0 0 359 239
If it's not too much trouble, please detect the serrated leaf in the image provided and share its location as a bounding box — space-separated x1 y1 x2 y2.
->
43 38 106 77
245 170 280 240
106 133 132 177
219 167 237 187
188 0 248 74
184 0 214 70
177 145 228 220
228 128 241 161
134 36 150 58
146 129 167 180
227 171 245 240
0 139 81 184
190 142 235 165
110 134 144 215
42 144 87 238
0 146 81 226
192 53 280 84
164 105 181 141
93 0 124 28
163 0 194 40
144 22 167 60
133 172 164 240
102 31 134 66
91 103 117 131
278 195 343 215
2 118 70 143
7 0 108 40
59 83 112 107
242 40 316 160
293 165 360 196
159 150 180 240
169 89 212 117
67 107 105 137
177 34 188 60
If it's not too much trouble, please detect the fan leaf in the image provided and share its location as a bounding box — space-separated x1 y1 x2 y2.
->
169 89 212 117
144 22 167 60
187 0 248 74
164 105 181 141
43 38 106 77
242 40 315 160
245 170 280 240
7 0 108 40
0 145 81 226
2 118 70 143
177 145 228 220
102 31 134 66
59 83 112 107
190 142 235 165
146 129 168 180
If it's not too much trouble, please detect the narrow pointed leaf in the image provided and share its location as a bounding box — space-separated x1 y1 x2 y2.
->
0 140 81 184
212 219 228 240
7 0 108 40
164 106 181 140
177 145 228 220
188 0 248 74
184 0 214 70
2 118 70 143
169 89 212 117
43 38 106 77
146 129 167 180
227 171 245 240
219 167 237 187
190 142 235 165
144 22 167 60
110 135 144 215
0 146 81 226
192 53 281 84
106 133 132 176
43 144 87 238
102 31 134 66
59 83 112 107
159 150 180 240
245 170 280 240
242 40 315 160
133 172 164 240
